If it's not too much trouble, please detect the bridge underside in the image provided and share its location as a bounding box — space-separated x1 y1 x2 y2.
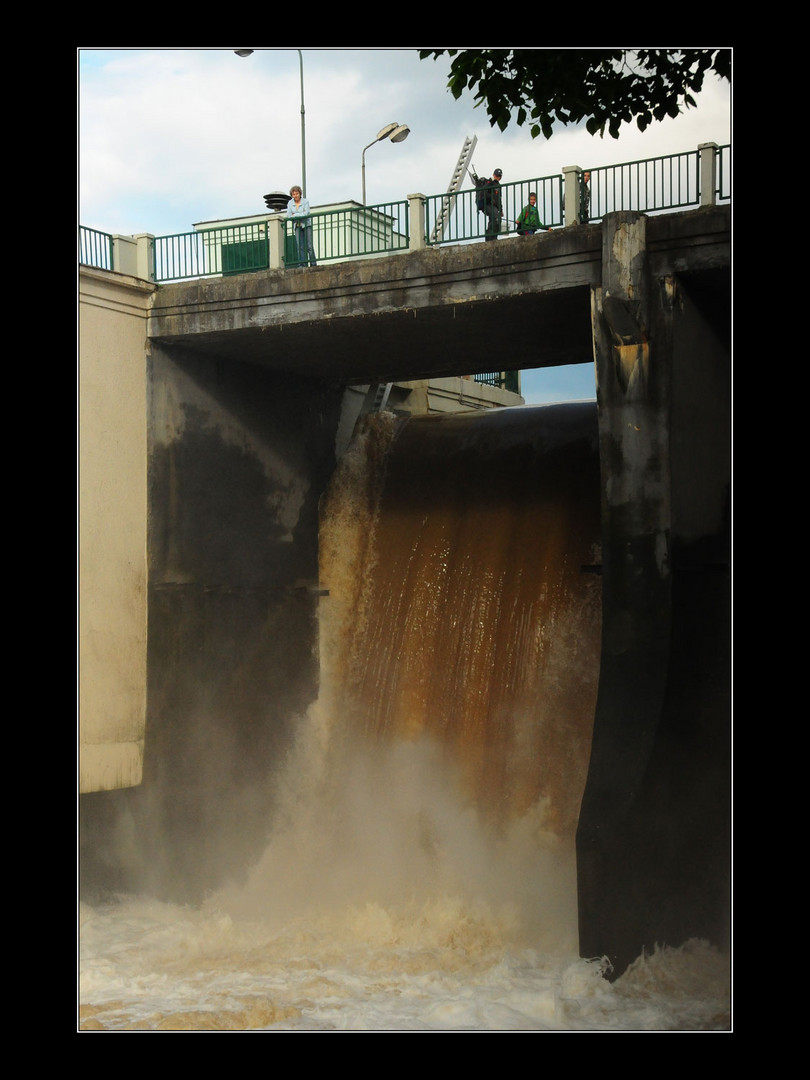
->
152 286 595 384
148 207 729 388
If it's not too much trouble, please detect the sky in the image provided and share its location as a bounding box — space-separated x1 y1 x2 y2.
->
78 47 731 405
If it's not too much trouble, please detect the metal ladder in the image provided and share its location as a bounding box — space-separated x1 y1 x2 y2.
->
429 135 478 244
362 381 393 414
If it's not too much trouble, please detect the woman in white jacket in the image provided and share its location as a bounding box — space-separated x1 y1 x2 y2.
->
287 185 318 267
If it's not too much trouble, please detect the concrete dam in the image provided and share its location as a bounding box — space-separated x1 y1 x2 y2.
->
79 206 730 981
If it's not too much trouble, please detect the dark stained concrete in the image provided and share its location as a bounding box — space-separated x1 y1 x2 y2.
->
148 206 728 385
577 212 730 978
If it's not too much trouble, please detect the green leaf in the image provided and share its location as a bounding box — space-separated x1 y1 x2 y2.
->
421 47 728 143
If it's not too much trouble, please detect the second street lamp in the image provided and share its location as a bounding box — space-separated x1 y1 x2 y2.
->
361 123 410 205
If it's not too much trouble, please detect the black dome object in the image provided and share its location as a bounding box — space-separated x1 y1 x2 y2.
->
263 191 289 212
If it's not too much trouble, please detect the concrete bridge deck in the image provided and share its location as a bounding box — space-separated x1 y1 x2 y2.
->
148 204 729 384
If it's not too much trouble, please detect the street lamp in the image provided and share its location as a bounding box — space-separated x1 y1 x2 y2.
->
235 49 307 198
361 123 410 205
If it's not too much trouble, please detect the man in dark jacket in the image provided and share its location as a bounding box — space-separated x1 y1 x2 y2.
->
483 168 503 241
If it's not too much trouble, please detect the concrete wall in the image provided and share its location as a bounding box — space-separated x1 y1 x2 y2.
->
576 214 730 976
79 264 347 895
138 343 344 898
79 268 153 793
79 266 523 904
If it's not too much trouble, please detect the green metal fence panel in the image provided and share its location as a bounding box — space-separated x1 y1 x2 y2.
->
426 184 480 245
283 229 301 268
474 371 520 391
222 235 269 276
426 176 563 247
580 150 701 224
283 202 409 268
154 230 207 281
154 222 269 282
80 226 114 270
151 204 410 281
718 144 731 202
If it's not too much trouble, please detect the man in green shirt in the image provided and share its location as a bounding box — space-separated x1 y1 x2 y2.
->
515 192 551 236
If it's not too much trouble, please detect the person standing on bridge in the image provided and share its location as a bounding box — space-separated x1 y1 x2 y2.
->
579 172 591 225
287 185 318 267
483 168 503 241
515 192 551 236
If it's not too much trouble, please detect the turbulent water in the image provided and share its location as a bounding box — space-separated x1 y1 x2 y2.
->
78 405 731 1032
78 717 731 1031
79 892 729 1031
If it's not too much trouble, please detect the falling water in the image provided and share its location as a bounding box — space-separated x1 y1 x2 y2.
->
319 404 603 832
78 403 730 1031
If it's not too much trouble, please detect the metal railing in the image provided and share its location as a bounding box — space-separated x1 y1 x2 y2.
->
79 142 730 282
579 144 730 223
475 371 521 393
583 151 697 222
283 200 409 267
717 143 731 202
153 222 270 282
425 175 563 245
80 226 114 271
149 201 409 281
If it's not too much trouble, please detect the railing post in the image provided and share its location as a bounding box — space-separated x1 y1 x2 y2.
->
562 166 583 226
112 234 138 277
408 193 426 251
699 142 718 207
112 233 155 281
134 234 156 281
267 216 285 269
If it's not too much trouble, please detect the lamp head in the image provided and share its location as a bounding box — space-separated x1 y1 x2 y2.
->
375 123 399 142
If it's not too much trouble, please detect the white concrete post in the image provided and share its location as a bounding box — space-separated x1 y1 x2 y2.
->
112 234 139 277
133 234 156 281
699 142 719 207
563 166 583 226
408 193 427 251
267 216 285 269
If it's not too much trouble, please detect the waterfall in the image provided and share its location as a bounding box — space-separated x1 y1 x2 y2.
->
319 402 603 843
79 399 731 1030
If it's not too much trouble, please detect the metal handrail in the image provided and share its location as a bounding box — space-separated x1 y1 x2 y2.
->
425 174 563 245
475 371 521 393
80 226 114 271
580 144 730 223
717 143 731 202
281 201 408 268
153 222 270 282
583 150 698 222
79 143 731 280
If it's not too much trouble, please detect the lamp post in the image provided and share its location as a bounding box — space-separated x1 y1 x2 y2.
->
235 49 307 198
361 123 410 205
